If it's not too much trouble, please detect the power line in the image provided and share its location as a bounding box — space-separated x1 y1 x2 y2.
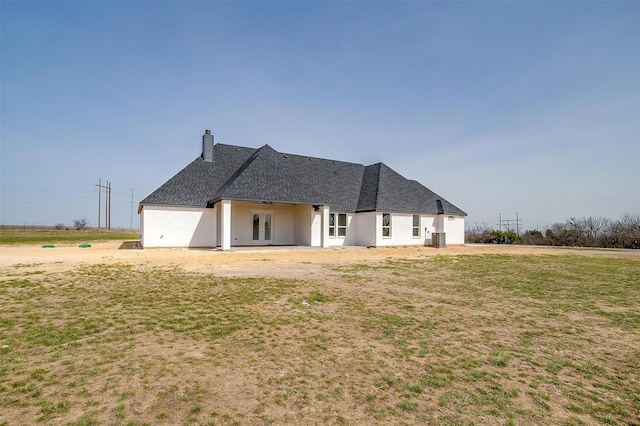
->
95 179 112 230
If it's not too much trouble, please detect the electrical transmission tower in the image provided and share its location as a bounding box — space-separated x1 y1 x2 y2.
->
499 212 523 235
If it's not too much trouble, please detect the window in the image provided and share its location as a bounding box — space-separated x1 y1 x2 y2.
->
329 213 347 238
382 213 391 237
413 215 420 238
329 213 335 237
337 213 347 237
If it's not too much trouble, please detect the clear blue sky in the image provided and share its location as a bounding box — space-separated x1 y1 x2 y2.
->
1 1 638 230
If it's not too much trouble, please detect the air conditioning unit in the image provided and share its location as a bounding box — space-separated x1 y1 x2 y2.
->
432 232 446 248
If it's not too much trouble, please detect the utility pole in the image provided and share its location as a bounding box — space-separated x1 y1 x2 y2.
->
96 178 101 229
107 181 111 230
96 179 111 230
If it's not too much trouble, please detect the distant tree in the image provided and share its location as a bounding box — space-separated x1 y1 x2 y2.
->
543 222 576 246
72 218 88 230
55 223 65 230
544 228 556 245
567 217 588 247
470 214 638 248
486 230 522 244
604 213 640 248
556 219 584 246
572 216 609 247
525 229 544 238
465 222 492 243
523 229 547 245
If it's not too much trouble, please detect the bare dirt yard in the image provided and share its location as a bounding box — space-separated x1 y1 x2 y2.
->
2 242 629 277
1 243 639 425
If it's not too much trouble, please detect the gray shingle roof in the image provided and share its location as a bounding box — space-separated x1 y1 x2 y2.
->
355 163 466 216
140 142 466 216
212 144 329 206
139 144 256 208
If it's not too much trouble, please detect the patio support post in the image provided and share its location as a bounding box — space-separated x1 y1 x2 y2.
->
321 205 330 248
221 200 231 250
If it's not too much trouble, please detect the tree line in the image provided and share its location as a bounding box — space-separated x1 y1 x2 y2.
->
466 213 640 249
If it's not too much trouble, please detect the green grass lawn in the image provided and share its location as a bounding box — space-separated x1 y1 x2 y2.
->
0 253 638 425
0 229 139 245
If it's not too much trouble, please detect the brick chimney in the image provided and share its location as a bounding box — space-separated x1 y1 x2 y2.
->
202 129 214 162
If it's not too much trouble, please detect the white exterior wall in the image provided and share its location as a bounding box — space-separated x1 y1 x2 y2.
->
422 215 437 245
356 212 454 247
311 211 462 247
355 212 377 246
391 214 422 246
443 215 465 244
230 202 296 245
432 214 466 245
293 205 313 246
141 206 216 248
374 213 420 247
326 213 359 247
141 203 465 248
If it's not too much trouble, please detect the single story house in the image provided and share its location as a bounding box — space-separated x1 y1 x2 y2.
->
138 130 466 249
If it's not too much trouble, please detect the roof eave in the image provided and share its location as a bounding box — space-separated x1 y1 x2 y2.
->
138 202 207 212
355 208 467 216
207 196 328 207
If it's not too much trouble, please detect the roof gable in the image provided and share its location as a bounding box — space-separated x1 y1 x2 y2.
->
355 163 467 215
280 152 364 212
212 145 327 205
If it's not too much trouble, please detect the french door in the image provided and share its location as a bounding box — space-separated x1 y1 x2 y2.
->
251 211 273 244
